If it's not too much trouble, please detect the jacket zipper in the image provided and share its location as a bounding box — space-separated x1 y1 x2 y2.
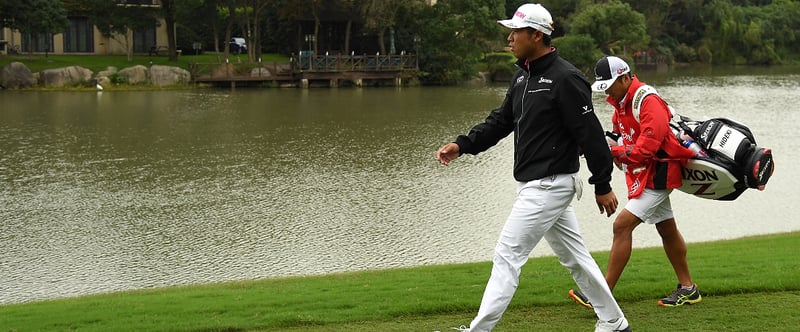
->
516 68 531 145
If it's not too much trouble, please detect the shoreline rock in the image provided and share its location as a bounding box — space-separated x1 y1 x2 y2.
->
0 62 193 90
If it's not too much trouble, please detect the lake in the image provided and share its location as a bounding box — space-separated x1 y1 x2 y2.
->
1 65 799 304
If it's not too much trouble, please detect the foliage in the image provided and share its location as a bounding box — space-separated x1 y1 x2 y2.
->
481 52 516 82
9 0 800 83
569 1 649 55
107 72 128 85
553 34 602 73
674 43 698 63
0 0 68 35
66 0 158 38
63 0 160 61
700 0 800 65
506 0 583 37
413 0 506 84
620 0 694 55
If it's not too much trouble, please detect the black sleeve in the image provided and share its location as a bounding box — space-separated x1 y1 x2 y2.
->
454 81 516 155
556 72 614 195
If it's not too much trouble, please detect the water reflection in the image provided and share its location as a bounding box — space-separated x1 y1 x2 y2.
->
1 68 799 304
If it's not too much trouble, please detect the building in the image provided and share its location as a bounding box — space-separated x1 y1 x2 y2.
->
0 0 169 56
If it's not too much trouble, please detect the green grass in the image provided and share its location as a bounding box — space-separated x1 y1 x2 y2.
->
0 53 289 73
1 232 799 331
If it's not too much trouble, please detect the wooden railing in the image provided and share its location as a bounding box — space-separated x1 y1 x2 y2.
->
189 54 417 83
291 54 418 72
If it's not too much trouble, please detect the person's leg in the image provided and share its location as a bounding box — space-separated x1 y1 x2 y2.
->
467 177 567 332
605 209 641 291
546 205 625 322
605 189 675 291
653 208 702 306
655 218 693 287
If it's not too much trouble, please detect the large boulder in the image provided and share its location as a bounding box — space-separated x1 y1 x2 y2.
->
0 62 36 89
119 65 150 85
39 66 93 87
149 65 191 86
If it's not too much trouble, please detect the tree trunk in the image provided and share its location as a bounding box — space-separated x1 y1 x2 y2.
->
162 0 178 61
224 2 235 58
344 20 352 55
126 30 133 62
312 3 320 55
243 3 252 62
378 27 386 55
252 0 270 61
213 24 220 62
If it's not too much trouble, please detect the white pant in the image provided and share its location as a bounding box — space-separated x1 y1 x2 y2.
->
468 173 624 332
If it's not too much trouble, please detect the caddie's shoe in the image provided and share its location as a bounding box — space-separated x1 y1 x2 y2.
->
658 284 702 307
568 289 593 309
595 316 631 332
449 325 470 332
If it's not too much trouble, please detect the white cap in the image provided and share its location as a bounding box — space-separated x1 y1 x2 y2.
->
497 4 554 36
591 56 630 92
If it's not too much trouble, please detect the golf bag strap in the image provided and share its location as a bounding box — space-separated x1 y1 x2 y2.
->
631 84 660 122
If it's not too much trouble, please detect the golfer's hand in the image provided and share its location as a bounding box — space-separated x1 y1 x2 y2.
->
436 143 460 166
613 157 623 170
595 191 618 217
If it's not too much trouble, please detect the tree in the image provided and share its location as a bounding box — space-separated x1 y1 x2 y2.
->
221 0 238 57
67 0 160 61
758 0 800 63
177 0 226 60
334 0 360 54
160 0 179 61
554 34 602 73
623 0 671 40
0 0 68 55
569 1 649 56
701 0 744 64
508 0 582 37
413 0 505 84
242 0 274 60
663 0 706 48
361 0 400 54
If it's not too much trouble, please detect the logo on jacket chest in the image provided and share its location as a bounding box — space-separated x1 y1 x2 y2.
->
514 75 553 87
617 123 636 143
527 77 553 94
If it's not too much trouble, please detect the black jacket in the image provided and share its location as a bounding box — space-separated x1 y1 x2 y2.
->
455 50 613 194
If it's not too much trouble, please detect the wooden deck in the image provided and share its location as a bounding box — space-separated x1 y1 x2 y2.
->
190 54 418 88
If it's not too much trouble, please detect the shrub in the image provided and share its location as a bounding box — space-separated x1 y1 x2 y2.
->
108 72 127 85
553 34 602 73
674 43 698 63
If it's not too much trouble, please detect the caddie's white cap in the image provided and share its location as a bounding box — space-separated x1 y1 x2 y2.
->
591 56 630 92
497 3 554 36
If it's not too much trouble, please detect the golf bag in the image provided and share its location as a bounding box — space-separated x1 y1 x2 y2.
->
673 116 775 200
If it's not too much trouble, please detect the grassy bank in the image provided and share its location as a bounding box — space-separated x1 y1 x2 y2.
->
1 232 798 331
0 54 289 73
